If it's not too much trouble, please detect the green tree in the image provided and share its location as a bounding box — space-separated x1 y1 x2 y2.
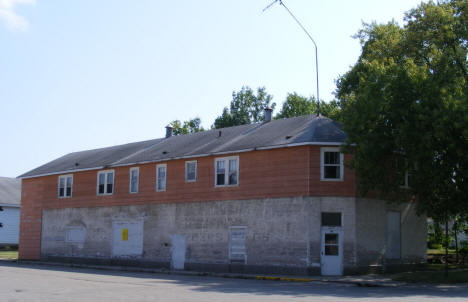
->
213 86 276 129
275 92 342 121
336 1 468 220
275 93 315 119
171 117 204 135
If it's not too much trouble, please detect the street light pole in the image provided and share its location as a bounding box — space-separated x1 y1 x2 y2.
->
264 0 320 115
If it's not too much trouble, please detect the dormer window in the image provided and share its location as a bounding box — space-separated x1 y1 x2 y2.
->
97 170 114 195
58 174 73 198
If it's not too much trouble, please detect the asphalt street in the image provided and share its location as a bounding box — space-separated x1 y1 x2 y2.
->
0 262 467 302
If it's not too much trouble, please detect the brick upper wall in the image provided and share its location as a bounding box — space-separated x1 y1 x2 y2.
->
19 145 356 259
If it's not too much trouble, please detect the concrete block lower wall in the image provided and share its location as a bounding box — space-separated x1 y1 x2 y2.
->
40 196 426 275
355 198 427 267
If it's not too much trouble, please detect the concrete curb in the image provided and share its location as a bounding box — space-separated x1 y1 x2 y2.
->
6 259 399 287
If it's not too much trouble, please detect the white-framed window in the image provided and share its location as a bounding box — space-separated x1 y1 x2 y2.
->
58 174 73 198
320 147 344 181
156 164 167 192
185 160 197 182
97 170 114 195
397 159 414 188
215 156 239 187
129 167 139 193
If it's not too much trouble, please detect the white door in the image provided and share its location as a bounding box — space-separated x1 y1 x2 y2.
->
112 220 143 257
171 234 186 270
320 227 343 276
386 211 401 259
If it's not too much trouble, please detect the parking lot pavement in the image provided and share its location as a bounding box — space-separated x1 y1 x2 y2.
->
0 262 467 302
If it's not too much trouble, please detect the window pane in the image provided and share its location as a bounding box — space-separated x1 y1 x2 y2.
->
106 172 114 193
66 177 72 197
98 184 105 194
98 173 105 185
107 172 114 184
325 245 339 256
216 161 225 173
107 183 113 194
322 212 342 226
59 178 65 197
407 173 413 188
228 159 238 185
324 166 340 179
325 152 340 165
325 233 338 244
217 173 225 185
157 166 166 190
130 170 138 193
216 161 225 185
186 162 196 181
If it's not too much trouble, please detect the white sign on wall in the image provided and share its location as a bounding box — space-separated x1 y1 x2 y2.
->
112 220 143 257
229 226 247 264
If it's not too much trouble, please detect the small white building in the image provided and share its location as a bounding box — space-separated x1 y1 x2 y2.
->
0 177 21 246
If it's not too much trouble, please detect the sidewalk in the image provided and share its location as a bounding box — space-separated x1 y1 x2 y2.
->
1 259 404 287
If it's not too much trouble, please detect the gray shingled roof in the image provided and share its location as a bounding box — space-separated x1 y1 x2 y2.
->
0 177 21 205
19 115 346 179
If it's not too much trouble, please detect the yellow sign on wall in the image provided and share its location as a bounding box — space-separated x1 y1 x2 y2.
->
122 228 128 241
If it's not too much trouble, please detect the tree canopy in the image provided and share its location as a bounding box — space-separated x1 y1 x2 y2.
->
171 117 204 135
275 92 342 121
213 87 276 129
336 0 468 219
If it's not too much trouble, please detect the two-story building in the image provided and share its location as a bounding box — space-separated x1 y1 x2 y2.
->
18 114 426 275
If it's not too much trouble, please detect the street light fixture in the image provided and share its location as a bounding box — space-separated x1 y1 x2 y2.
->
263 0 320 115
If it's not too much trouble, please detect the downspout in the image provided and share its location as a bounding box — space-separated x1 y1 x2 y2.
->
306 146 311 268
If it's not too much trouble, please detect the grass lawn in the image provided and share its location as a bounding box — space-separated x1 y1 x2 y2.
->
427 248 456 255
392 269 468 284
0 250 18 260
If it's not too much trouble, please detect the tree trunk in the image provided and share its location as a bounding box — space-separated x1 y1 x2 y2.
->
445 219 449 278
454 220 459 264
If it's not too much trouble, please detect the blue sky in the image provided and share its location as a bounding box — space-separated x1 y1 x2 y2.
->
1 0 425 178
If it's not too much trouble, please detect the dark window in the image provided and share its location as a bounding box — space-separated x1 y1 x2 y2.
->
185 161 197 182
324 233 340 255
324 166 340 179
98 173 105 194
216 157 238 186
59 177 65 197
228 159 238 185
325 233 338 244
130 168 139 193
325 152 340 165
322 212 342 226
58 175 72 198
97 171 113 195
216 161 225 186
106 172 114 194
66 176 72 196
323 151 342 180
325 244 339 255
